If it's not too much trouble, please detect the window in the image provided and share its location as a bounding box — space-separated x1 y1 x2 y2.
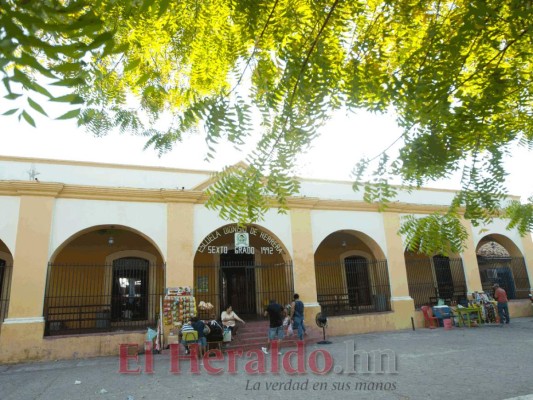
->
111 257 149 321
344 256 371 306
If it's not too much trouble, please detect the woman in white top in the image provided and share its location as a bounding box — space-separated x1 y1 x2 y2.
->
221 305 245 336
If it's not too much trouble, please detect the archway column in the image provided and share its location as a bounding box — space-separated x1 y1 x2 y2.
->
382 212 415 328
166 200 195 288
289 207 320 324
521 235 533 291
1 184 61 361
459 217 483 293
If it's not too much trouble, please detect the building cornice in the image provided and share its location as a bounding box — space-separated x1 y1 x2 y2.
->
0 155 522 201
0 180 487 215
0 154 214 176
0 181 64 197
0 181 204 203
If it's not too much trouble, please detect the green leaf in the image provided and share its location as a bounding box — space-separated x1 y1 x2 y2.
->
124 59 141 73
21 110 36 127
56 108 81 120
27 98 48 116
2 108 18 116
86 31 115 51
4 93 22 100
18 53 57 79
51 94 85 104
52 62 83 73
141 0 156 13
2 77 11 93
158 0 171 17
50 77 85 87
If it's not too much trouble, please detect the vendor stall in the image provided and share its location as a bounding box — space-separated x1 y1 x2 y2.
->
162 287 196 348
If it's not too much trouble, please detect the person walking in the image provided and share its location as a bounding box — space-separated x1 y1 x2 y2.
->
493 283 510 324
290 293 306 340
262 299 284 355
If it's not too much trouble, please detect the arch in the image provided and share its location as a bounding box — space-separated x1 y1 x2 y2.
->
0 250 13 266
314 230 391 316
315 229 386 261
339 250 374 262
0 245 13 324
193 223 293 318
49 224 165 264
476 234 523 258
106 250 157 266
403 251 467 308
476 234 530 299
43 226 165 336
0 244 13 323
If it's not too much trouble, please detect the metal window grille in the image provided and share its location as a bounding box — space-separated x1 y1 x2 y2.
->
194 261 294 319
43 261 165 336
315 259 391 316
478 257 530 300
405 257 467 308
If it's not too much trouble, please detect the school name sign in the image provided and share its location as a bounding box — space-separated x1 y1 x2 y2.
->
197 225 284 255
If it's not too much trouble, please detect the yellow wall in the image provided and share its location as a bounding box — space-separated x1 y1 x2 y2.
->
327 310 412 336
522 235 533 289
0 324 146 364
460 217 483 292
290 208 318 302
9 195 55 318
167 202 195 287
54 230 163 265
383 213 411 299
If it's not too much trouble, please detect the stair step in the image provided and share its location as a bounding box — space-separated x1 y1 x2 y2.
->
199 320 324 354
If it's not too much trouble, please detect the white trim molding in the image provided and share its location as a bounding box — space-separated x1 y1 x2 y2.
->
391 296 413 302
3 317 45 324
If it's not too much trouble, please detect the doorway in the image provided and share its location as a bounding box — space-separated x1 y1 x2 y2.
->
111 257 149 321
433 256 455 300
344 256 372 306
220 251 256 316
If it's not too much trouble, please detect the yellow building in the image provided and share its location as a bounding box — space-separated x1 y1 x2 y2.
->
0 155 532 363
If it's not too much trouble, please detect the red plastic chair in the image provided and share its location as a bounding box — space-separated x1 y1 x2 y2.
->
421 306 439 329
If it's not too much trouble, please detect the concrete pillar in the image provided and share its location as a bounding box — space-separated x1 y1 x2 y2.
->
521 234 533 291
1 186 59 361
382 212 415 328
7 194 55 319
166 201 195 288
289 207 320 325
459 217 483 293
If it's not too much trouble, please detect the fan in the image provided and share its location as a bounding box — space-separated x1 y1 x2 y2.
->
315 312 332 345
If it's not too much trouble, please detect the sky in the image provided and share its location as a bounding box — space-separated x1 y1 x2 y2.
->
1 102 532 203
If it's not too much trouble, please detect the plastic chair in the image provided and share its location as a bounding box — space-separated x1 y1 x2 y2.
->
421 306 439 329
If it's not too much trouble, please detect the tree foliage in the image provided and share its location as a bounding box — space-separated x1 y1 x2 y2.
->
399 212 469 256
2 0 532 253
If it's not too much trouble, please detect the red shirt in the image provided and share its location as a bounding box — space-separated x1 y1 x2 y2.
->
494 287 508 303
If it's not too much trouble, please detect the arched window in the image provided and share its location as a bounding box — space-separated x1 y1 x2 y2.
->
0 258 8 322
344 256 371 306
111 257 149 321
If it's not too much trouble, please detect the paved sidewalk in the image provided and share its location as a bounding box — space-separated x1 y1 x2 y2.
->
2 317 533 400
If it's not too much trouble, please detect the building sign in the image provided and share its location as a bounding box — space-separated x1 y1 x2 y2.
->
235 232 249 248
197 225 284 255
